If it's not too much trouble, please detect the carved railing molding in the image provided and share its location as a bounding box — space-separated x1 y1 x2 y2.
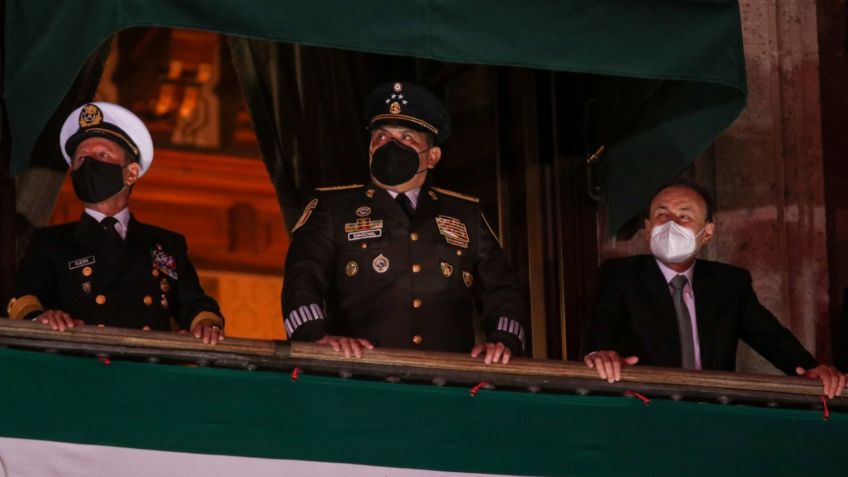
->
0 319 843 411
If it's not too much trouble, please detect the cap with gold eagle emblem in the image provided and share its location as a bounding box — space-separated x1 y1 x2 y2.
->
59 102 154 177
363 81 451 144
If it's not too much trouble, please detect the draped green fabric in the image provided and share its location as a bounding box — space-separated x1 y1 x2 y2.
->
0 347 845 476
3 0 746 230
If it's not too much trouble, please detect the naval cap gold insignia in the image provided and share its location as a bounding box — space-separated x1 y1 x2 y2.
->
79 104 104 128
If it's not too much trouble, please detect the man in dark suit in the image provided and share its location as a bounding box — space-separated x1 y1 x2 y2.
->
282 82 526 363
7 102 224 344
581 180 846 397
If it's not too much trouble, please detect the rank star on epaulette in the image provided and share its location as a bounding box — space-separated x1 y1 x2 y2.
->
436 215 470 248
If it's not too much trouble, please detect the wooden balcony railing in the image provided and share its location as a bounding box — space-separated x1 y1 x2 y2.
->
0 318 844 411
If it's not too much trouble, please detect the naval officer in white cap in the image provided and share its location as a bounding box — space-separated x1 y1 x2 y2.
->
7 102 225 344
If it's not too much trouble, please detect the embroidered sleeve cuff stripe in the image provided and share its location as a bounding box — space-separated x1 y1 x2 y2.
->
496 316 526 350
7 295 44 320
190 312 224 331
285 304 325 336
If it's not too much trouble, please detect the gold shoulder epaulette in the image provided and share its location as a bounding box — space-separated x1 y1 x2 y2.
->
316 184 364 192
431 187 479 203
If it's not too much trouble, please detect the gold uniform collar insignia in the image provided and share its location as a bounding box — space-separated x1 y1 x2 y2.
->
293 198 319 233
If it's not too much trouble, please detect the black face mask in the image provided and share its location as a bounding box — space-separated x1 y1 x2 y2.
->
370 141 429 187
71 157 127 203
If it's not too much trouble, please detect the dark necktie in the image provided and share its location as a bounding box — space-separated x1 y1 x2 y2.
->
100 216 122 242
670 274 696 370
395 193 415 221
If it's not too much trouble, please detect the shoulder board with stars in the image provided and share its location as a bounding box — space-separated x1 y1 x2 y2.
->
316 184 364 192
431 187 480 203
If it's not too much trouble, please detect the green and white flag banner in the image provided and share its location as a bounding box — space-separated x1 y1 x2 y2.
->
0 437 520 477
1 348 847 476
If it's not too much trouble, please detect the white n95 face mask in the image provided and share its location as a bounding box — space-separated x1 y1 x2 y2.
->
650 221 705 264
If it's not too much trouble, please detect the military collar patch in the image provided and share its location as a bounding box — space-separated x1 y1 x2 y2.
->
293 198 319 233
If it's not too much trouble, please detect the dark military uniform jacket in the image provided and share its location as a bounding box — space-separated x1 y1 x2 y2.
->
8 213 223 331
282 183 527 354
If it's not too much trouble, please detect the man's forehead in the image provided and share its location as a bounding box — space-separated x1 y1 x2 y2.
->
74 136 122 152
650 186 706 210
372 125 421 136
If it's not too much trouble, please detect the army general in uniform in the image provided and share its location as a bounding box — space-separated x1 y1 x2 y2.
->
282 82 527 364
7 102 225 345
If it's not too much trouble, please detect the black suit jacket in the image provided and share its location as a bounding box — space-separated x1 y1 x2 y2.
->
11 213 222 331
581 255 818 374
282 183 527 354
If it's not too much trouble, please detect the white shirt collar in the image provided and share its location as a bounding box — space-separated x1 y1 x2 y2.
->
655 258 695 287
386 187 421 209
84 207 131 239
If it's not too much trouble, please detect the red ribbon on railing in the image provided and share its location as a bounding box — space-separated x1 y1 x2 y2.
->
469 381 491 397
624 390 651 405
291 367 301 381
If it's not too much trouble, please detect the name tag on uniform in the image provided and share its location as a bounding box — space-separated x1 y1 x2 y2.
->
345 218 383 242
348 229 382 241
68 256 95 270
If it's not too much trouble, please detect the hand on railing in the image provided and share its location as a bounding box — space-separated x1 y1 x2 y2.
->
190 323 225 346
316 335 375 358
583 350 639 383
796 364 847 399
33 309 84 331
470 342 512 365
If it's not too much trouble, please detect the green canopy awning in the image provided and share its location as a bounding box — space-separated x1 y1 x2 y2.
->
3 0 746 230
